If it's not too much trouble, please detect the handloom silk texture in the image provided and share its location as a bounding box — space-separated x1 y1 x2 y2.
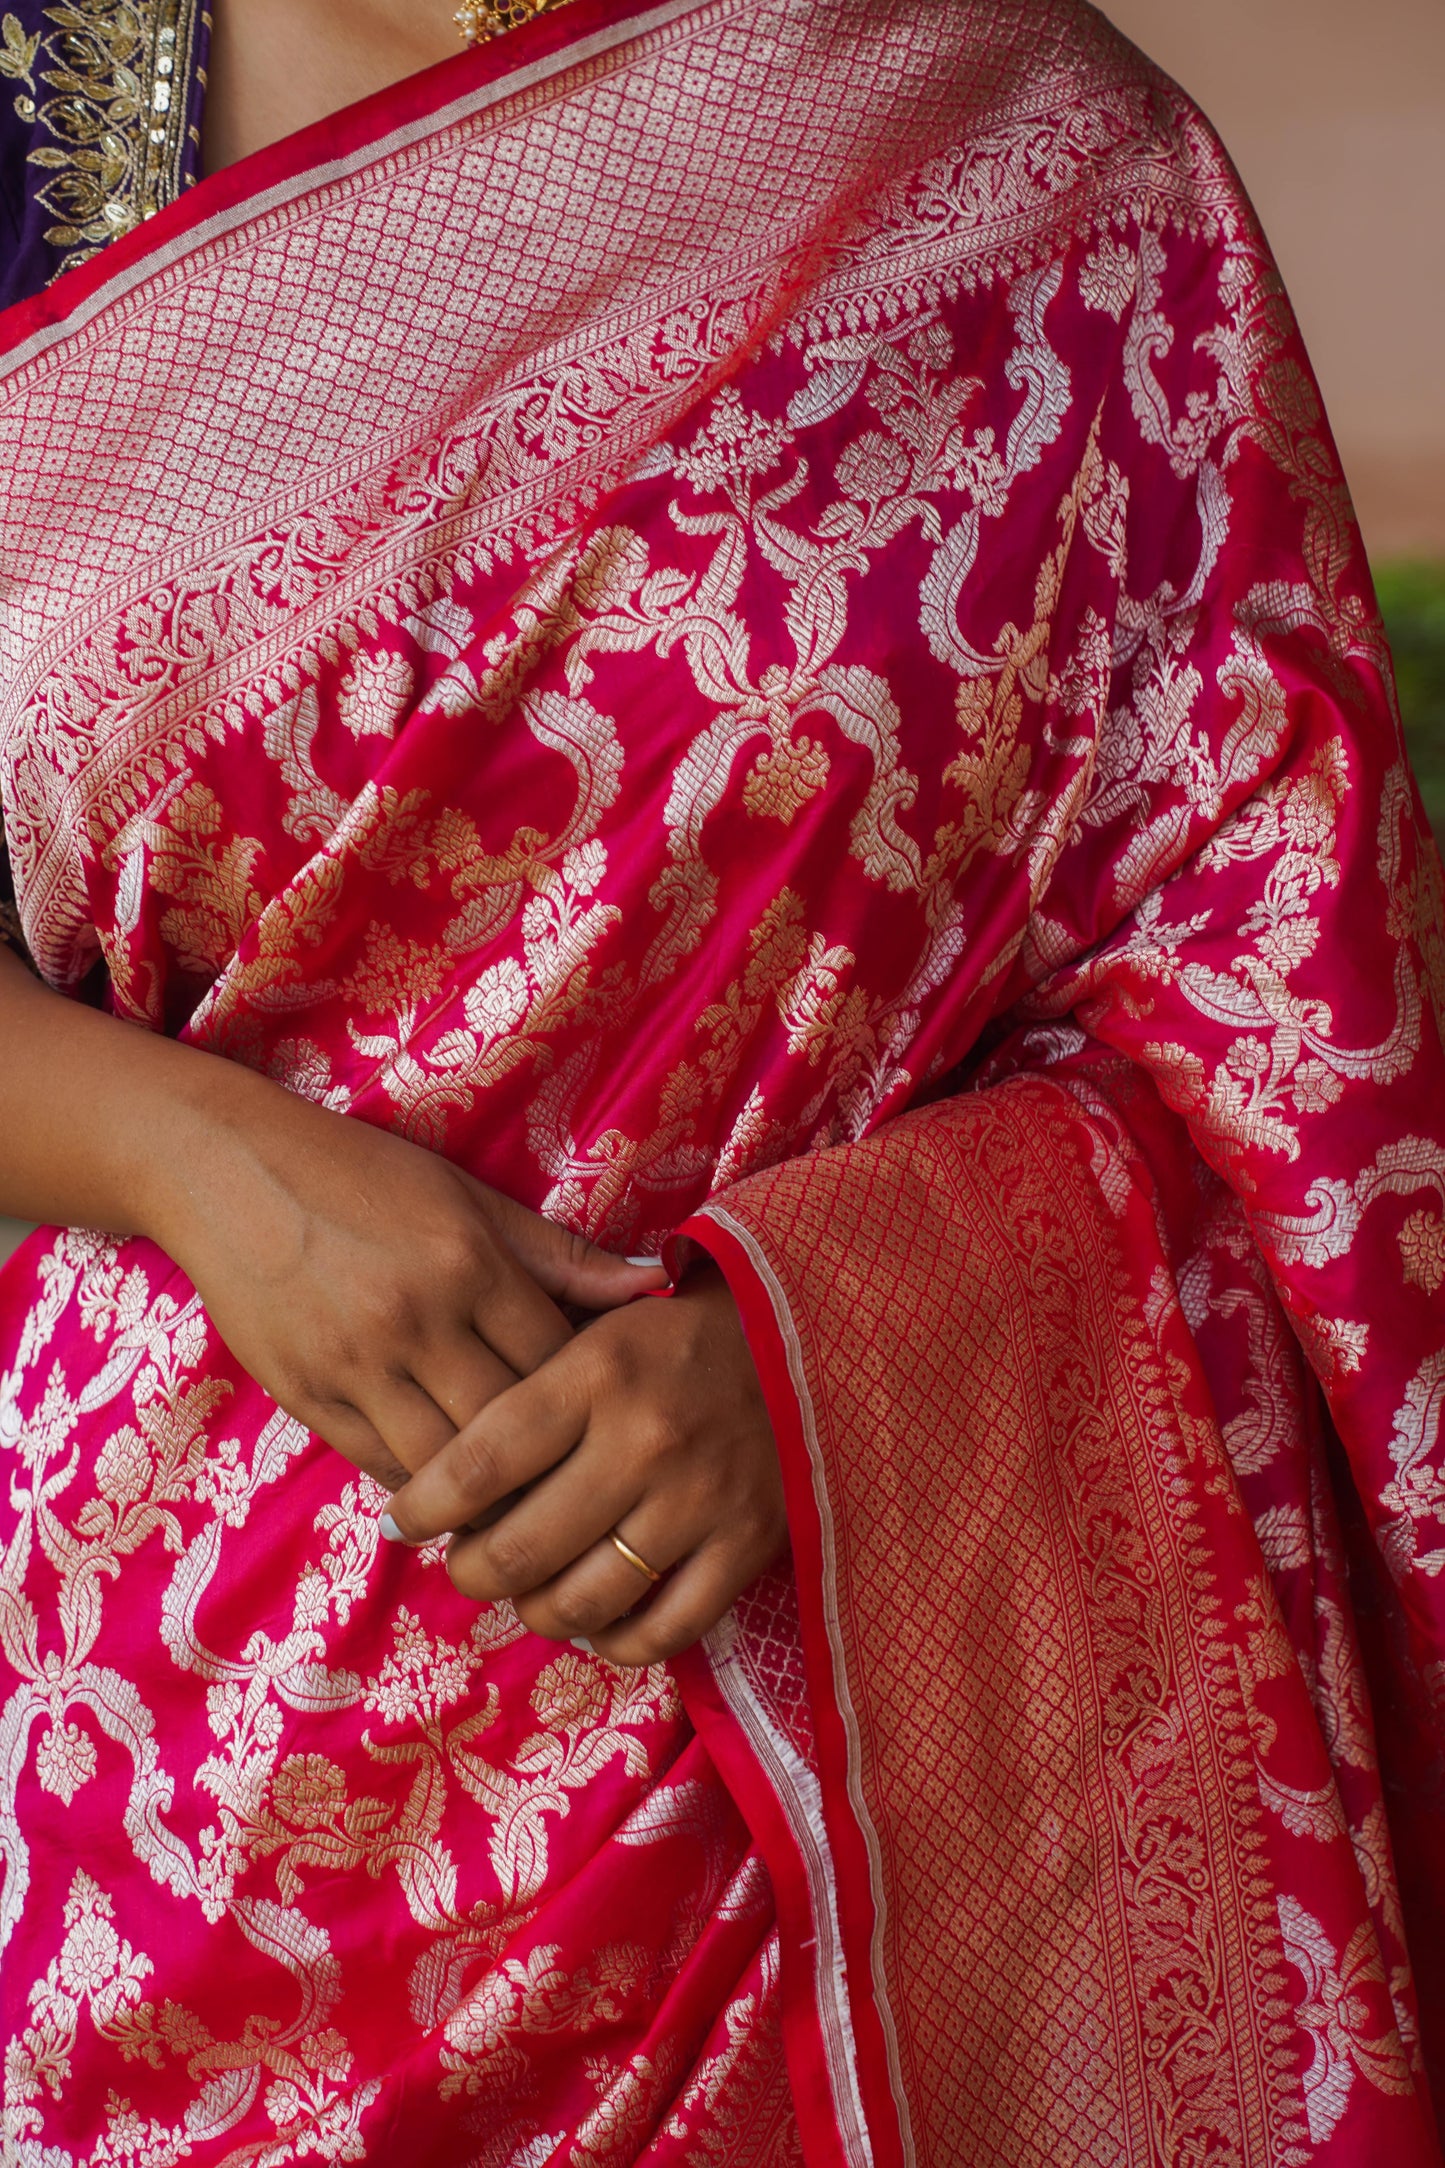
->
0 0 1442 2161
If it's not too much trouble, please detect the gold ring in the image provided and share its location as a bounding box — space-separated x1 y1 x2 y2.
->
608 1529 663 1583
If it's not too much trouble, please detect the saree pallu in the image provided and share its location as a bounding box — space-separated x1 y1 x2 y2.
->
0 0 1443 2160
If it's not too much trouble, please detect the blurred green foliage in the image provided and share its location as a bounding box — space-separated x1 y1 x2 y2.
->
1376 560 1445 850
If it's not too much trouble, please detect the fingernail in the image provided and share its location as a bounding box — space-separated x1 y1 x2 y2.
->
379 1512 404 1543
570 1636 594 1654
625 1255 667 1269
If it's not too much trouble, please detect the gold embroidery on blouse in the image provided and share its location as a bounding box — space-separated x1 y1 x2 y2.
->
0 14 40 102
16 0 208 275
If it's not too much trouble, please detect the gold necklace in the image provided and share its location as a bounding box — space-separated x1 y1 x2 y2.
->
454 0 580 43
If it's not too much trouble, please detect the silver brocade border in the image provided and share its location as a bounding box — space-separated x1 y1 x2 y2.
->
701 1198 916 2168
0 0 701 382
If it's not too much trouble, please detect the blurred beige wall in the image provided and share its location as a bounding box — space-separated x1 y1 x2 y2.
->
1100 0 1445 564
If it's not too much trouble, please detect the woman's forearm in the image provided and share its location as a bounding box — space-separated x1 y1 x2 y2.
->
0 944 269 1244
0 943 659 1484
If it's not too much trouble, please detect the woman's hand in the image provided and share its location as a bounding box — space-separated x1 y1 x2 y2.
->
380 1263 786 1665
146 1065 664 1487
0 949 664 1486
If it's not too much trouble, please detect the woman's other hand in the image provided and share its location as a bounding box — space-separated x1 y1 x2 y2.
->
380 1263 786 1665
147 1067 664 1487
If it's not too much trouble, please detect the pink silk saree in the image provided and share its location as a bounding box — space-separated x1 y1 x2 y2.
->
0 1 1443 2161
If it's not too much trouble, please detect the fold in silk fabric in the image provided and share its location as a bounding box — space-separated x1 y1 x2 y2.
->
0 1 1442 2161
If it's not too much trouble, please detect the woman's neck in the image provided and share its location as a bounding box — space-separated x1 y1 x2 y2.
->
201 0 465 175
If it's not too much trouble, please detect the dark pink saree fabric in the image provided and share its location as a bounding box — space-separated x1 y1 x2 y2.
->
0 1 1441 2159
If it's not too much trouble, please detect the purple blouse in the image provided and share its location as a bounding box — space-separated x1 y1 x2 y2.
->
1 0 212 309
1 2 212 940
